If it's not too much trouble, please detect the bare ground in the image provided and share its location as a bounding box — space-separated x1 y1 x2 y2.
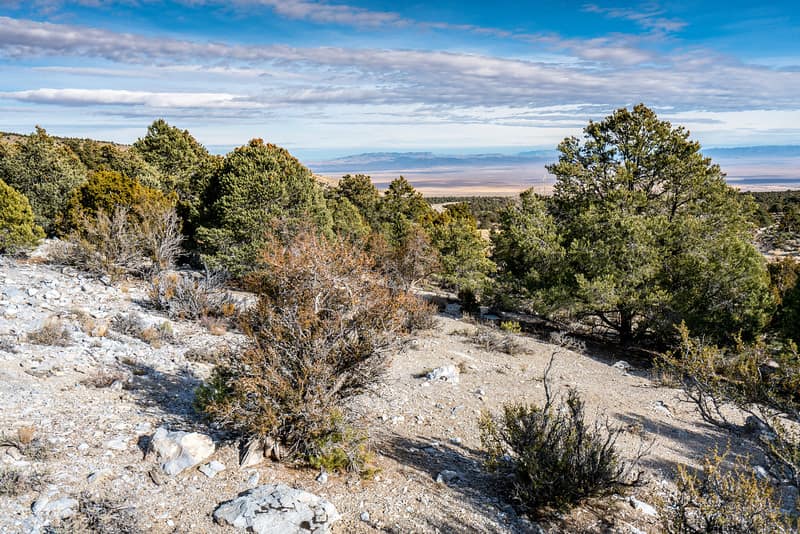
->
0 252 762 533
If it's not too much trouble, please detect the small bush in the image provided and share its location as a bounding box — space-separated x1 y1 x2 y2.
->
0 178 44 254
659 323 800 488
148 270 238 323
0 429 50 461
464 325 525 355
500 320 522 334
27 317 72 346
198 230 427 466
658 449 792 533
480 355 643 516
111 312 174 347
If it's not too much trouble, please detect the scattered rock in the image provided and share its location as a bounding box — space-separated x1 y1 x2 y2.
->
629 497 657 517
247 472 260 486
87 469 113 484
105 437 129 451
754 465 769 480
426 365 460 384
239 438 281 468
199 460 226 478
652 400 672 418
213 484 340 534
150 426 215 476
449 437 462 446
360 511 370 522
612 360 632 372
316 470 328 484
32 495 78 519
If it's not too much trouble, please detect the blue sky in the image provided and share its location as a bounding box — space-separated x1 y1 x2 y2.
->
0 0 798 158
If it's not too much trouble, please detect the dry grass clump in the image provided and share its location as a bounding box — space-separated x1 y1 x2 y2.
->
27 316 72 346
110 312 174 347
658 449 793 533
0 467 48 496
1 427 50 461
460 324 526 355
67 309 108 338
80 369 126 389
51 493 141 534
480 354 644 517
197 230 432 472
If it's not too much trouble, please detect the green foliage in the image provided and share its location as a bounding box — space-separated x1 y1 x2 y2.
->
769 258 800 341
0 127 87 233
64 138 163 190
196 139 332 276
0 178 44 254
658 449 793 534
379 176 435 244
493 105 772 343
328 196 371 242
62 170 173 232
480 357 641 516
428 203 495 293
426 196 517 228
491 189 566 308
500 320 521 334
330 174 381 228
57 171 182 277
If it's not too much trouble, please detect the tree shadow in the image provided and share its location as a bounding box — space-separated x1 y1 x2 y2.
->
380 433 538 533
612 411 762 478
121 362 208 432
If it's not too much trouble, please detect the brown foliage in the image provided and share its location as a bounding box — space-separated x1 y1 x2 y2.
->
198 230 431 465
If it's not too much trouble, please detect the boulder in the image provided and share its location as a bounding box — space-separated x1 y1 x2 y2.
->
213 484 340 534
150 427 215 476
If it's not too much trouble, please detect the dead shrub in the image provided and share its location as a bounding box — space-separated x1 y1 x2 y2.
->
197 230 427 469
658 449 793 533
148 269 238 322
27 316 72 346
55 204 182 279
1 429 50 461
81 370 126 389
480 354 644 517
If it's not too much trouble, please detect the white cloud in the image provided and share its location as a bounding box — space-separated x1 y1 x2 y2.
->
1 88 261 108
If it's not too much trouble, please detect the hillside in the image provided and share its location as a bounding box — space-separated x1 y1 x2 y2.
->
0 243 774 533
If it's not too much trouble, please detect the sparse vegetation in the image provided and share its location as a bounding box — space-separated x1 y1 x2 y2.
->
480 355 644 516
461 324 525 355
110 312 174 347
0 467 48 496
148 269 239 324
52 493 141 534
659 324 800 488
27 316 72 346
658 449 793 533
197 229 431 468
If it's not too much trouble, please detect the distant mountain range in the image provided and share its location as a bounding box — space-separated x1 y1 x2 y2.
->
308 146 800 194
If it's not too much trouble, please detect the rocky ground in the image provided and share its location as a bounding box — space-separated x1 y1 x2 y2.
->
0 244 777 533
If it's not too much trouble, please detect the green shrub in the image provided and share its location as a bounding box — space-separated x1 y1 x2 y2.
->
0 126 87 234
195 139 332 276
658 449 792 533
0 178 44 254
480 356 643 516
197 230 429 467
500 320 522 334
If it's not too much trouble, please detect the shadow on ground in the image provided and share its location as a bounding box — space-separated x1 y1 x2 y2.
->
380 433 537 533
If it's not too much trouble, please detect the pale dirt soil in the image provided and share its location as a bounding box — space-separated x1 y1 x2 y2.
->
0 251 761 533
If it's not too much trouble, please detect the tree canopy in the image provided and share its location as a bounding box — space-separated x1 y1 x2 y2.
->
494 104 772 343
